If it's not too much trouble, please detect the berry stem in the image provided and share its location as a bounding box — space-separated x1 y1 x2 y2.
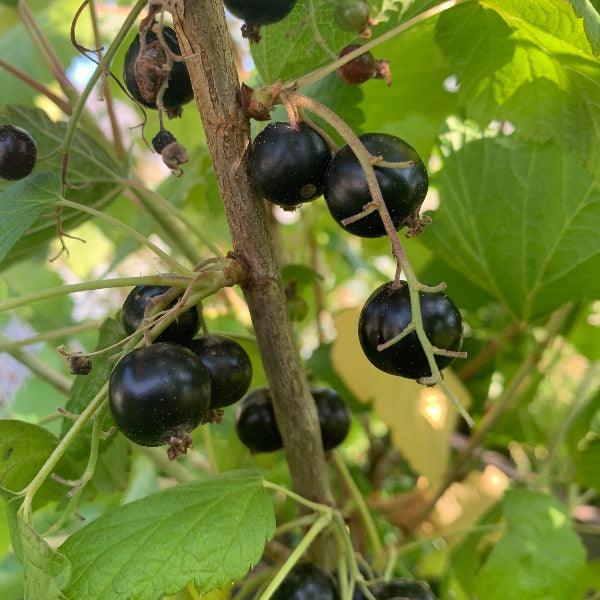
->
282 0 461 90
0 331 72 394
256 513 333 600
284 91 472 426
0 321 103 352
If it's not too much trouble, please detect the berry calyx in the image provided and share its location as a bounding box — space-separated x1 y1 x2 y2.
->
358 282 463 380
273 564 339 600
378 579 437 599
123 25 193 116
0 125 37 181
337 44 391 86
236 388 283 453
324 133 428 238
335 1 370 34
152 129 189 173
312 388 351 451
250 122 332 209
224 0 297 42
121 285 199 345
108 343 211 458
188 334 253 409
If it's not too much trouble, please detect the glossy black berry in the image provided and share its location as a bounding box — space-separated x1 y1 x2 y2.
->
378 579 436 600
123 26 193 114
313 388 351 451
324 133 428 238
108 344 211 451
358 282 463 379
121 286 199 345
338 44 376 85
188 334 253 409
335 1 370 32
236 388 283 453
225 0 297 41
251 122 332 208
0 125 37 181
273 564 339 600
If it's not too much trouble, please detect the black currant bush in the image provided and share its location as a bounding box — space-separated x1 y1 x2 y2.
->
0 0 599 599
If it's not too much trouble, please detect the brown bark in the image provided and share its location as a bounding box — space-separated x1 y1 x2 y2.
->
172 0 335 561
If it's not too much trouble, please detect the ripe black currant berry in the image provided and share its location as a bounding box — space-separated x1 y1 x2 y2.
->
335 1 370 33
273 564 339 600
224 0 297 42
251 122 332 209
313 388 350 451
324 133 428 238
0 125 37 181
188 334 253 409
123 26 193 116
378 579 436 600
358 281 463 380
338 45 391 86
121 286 199 345
236 388 283 453
108 343 211 457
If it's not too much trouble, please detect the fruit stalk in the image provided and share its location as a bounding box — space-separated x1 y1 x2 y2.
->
172 0 336 562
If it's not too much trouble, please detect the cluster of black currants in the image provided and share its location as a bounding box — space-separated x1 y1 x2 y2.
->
0 124 37 181
108 286 253 459
267 563 437 600
236 387 350 454
250 117 463 382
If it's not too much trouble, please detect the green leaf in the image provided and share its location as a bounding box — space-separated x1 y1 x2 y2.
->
0 420 72 508
0 106 122 269
436 0 600 182
474 489 586 600
571 0 600 54
423 129 600 320
5 501 70 600
0 173 58 265
574 437 600 489
60 471 275 600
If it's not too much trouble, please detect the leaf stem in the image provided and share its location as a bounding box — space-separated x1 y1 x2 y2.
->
55 198 193 275
257 513 333 600
0 275 192 313
263 480 333 515
332 451 384 563
0 332 71 394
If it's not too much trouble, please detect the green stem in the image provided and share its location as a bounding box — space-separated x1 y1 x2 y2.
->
137 446 197 482
257 513 333 600
282 0 461 90
60 0 148 156
124 180 223 259
55 199 192 275
20 383 108 521
202 426 219 474
0 275 192 313
263 480 332 514
285 92 472 426
275 514 319 537
332 451 384 563
0 321 103 352
333 525 351 600
0 332 71 394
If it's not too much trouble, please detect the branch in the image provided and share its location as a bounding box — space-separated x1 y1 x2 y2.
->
173 0 336 565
